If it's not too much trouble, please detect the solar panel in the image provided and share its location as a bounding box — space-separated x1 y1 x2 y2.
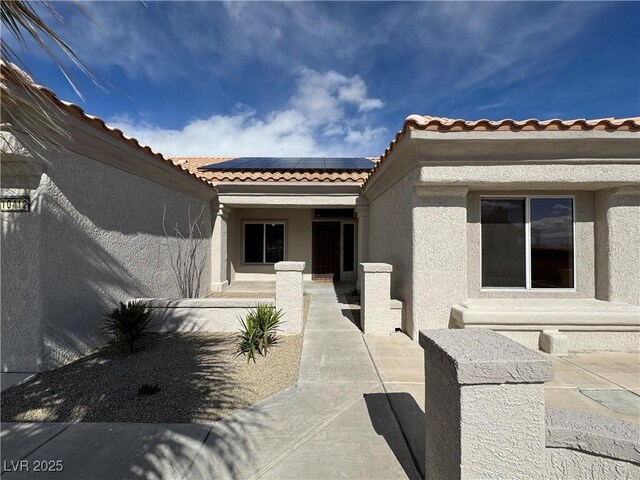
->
200 157 375 171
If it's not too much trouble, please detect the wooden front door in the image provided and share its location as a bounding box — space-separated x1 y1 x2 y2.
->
312 222 341 281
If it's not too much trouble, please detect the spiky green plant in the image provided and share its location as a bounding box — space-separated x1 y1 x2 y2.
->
236 304 283 363
102 301 154 354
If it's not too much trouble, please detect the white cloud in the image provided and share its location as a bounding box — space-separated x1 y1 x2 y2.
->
291 68 383 125
107 68 386 157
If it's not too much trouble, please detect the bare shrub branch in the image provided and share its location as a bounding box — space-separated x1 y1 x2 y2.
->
162 205 207 298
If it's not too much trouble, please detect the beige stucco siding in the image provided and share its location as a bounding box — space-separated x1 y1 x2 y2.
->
227 207 358 282
368 173 415 334
1 139 213 372
467 191 596 299
228 208 314 281
595 188 640 305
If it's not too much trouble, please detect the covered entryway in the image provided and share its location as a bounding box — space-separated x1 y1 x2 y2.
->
312 221 341 281
211 183 367 289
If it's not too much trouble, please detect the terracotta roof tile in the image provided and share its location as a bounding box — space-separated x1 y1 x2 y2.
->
364 114 640 187
404 115 640 132
170 156 371 184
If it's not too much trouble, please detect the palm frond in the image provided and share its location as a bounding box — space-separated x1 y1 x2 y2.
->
1 1 101 153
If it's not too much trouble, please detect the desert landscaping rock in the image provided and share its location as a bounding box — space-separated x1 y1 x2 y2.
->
1 332 302 424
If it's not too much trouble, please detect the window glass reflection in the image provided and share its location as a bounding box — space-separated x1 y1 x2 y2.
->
265 224 285 263
530 198 574 288
481 198 526 288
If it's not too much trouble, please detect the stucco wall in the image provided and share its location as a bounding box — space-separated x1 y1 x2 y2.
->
228 208 313 282
227 207 357 282
595 188 640 305
1 136 213 372
368 173 414 334
467 190 596 299
412 188 468 334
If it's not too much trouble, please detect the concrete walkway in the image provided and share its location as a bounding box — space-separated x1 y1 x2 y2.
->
1 283 420 480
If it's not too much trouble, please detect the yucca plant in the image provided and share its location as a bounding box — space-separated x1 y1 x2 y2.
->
102 301 155 354
236 304 283 363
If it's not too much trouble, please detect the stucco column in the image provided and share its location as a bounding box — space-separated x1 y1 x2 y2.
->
275 261 305 334
356 204 369 291
410 186 468 337
210 203 230 292
595 187 640 305
419 329 553 480
360 262 394 334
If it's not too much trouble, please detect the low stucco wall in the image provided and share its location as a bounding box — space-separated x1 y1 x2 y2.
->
135 298 275 333
420 329 640 479
545 408 640 478
1 130 214 372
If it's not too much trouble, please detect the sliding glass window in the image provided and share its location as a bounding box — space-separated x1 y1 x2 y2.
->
530 198 574 288
244 222 285 264
481 198 526 288
481 197 574 290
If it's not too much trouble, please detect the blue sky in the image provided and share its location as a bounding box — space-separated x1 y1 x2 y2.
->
14 1 640 157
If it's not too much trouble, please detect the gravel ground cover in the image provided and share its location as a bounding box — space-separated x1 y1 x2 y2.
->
1 296 310 424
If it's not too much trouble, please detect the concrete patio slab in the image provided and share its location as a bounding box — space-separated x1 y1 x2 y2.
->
258 387 420 480
545 387 640 424
563 353 640 391
300 329 369 356
224 281 275 293
1 423 70 467
2 423 212 480
186 381 381 480
580 389 640 416
305 310 360 331
545 356 620 389
366 333 424 384
383 383 426 476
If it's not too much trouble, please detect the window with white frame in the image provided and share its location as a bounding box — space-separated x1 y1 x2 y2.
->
244 222 285 264
481 197 575 289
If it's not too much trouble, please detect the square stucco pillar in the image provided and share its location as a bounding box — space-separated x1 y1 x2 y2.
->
410 187 468 337
595 187 640 305
360 262 393 335
356 204 369 291
275 261 305 334
419 329 553 480
210 204 230 292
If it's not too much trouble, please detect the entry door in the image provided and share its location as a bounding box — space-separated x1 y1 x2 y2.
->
312 222 341 281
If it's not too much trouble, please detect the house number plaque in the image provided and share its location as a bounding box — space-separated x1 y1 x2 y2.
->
1 196 31 212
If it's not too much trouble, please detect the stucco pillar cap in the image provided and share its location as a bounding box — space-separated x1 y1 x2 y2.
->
274 261 305 272
419 329 553 385
360 263 392 273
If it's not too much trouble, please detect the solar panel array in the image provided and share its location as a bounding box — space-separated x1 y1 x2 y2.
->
200 157 375 171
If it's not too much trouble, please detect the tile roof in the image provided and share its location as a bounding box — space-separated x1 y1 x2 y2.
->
1 62 214 188
171 156 372 184
364 114 640 187
403 115 640 132
6 62 637 190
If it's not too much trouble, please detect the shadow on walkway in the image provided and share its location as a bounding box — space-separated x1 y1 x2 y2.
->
364 392 423 480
